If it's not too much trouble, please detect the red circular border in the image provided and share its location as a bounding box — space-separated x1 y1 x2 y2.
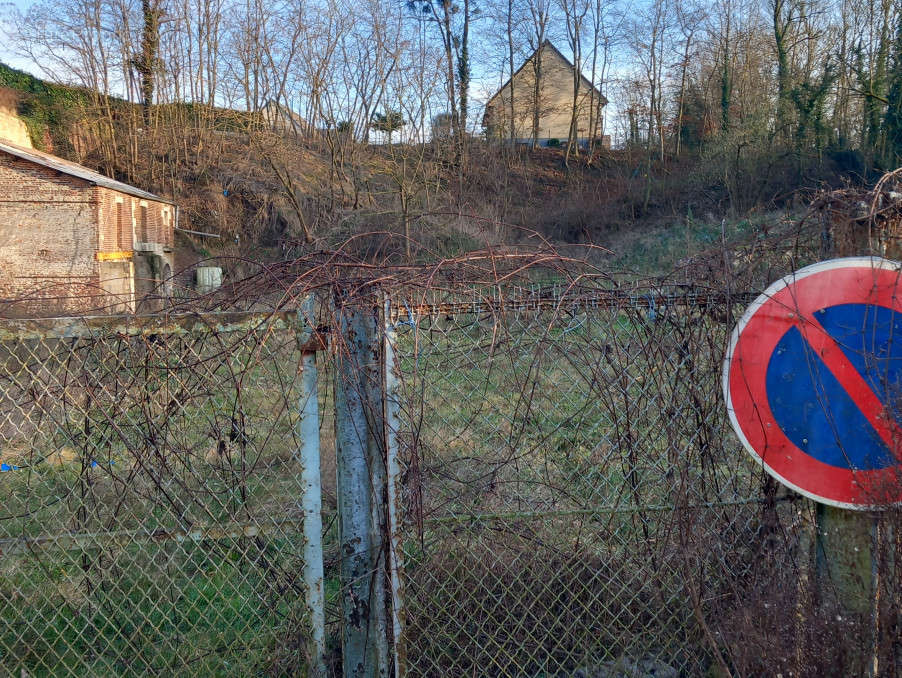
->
726 261 902 507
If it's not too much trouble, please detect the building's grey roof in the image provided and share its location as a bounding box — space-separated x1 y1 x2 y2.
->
0 139 175 204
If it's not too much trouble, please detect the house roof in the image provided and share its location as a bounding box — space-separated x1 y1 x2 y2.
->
261 99 307 126
484 40 608 119
0 139 175 204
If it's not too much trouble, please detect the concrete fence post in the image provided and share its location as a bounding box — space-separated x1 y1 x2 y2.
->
383 296 406 678
333 291 402 678
364 302 390 678
334 292 380 678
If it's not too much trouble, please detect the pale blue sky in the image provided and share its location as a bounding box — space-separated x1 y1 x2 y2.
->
0 0 626 142
0 0 38 74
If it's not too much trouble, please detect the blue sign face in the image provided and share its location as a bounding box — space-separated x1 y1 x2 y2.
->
766 303 902 472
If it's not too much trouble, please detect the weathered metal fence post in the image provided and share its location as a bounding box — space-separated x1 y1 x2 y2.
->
297 295 327 677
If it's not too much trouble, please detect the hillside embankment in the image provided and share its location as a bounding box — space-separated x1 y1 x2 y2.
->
0 62 876 276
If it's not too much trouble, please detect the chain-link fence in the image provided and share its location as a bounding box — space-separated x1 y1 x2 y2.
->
1 270 900 677
391 289 772 677
390 283 902 678
0 312 325 675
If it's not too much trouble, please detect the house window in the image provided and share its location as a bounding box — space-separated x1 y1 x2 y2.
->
162 208 171 244
116 201 124 250
140 204 148 242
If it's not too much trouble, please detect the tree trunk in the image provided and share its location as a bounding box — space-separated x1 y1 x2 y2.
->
507 0 516 143
674 32 692 156
532 46 544 148
138 0 160 127
458 0 470 136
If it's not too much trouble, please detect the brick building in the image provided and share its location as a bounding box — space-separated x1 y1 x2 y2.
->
0 140 177 316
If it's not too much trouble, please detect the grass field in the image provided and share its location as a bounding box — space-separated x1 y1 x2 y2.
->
0 327 340 676
0 295 784 677
389 303 783 676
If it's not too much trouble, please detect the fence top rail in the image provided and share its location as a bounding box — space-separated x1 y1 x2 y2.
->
0 287 761 340
387 288 759 321
0 309 305 341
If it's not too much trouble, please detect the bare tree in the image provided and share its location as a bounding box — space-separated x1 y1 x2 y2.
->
585 0 620 160
406 0 477 143
559 0 589 165
627 0 670 207
673 0 706 155
526 0 552 147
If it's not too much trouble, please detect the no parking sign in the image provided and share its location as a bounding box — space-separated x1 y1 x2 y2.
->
723 257 902 509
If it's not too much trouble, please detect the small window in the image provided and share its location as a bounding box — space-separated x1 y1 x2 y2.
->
116 202 124 249
140 205 148 242
162 208 171 244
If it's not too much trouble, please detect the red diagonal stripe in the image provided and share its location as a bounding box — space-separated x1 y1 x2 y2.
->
798 311 902 460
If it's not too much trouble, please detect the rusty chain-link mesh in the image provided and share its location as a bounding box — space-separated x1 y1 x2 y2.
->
0 312 319 676
1 252 901 676
390 282 901 678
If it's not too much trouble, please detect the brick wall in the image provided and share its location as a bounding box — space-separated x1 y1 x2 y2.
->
96 187 174 252
0 156 102 316
0 153 175 317
147 201 175 247
96 187 133 252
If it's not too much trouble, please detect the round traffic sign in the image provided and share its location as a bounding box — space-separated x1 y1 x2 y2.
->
723 257 902 509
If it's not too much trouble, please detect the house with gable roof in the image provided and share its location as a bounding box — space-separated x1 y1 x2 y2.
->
483 40 609 148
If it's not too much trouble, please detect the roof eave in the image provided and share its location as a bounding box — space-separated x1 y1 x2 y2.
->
0 142 175 205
